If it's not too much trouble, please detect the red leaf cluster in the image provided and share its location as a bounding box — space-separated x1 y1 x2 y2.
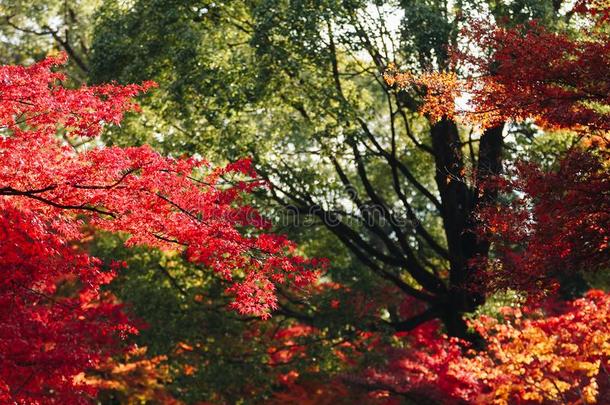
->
385 1 610 136
0 55 320 402
362 291 610 404
460 17 610 133
474 149 609 299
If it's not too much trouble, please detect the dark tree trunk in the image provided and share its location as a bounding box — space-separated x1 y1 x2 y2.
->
430 119 504 339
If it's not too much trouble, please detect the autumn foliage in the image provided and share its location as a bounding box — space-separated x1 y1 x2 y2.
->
83 347 179 404
474 149 610 299
0 53 319 402
385 2 610 135
2 0 610 401
361 290 610 404
354 3 609 404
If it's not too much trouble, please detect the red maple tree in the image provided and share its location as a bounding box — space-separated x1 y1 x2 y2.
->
474 148 609 300
0 54 320 402
361 2 610 403
385 0 610 135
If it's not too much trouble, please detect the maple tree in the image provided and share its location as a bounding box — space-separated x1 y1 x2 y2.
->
0 53 320 402
385 0 610 134
383 0 609 294
474 148 609 300
349 2 610 403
